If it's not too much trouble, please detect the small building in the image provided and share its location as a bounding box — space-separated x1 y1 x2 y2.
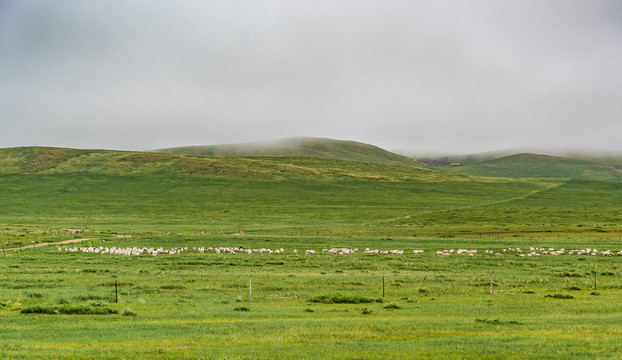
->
449 163 462 167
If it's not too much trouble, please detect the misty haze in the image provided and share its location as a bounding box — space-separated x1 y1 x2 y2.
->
1 0 621 154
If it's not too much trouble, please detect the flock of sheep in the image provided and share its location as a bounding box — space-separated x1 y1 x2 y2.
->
59 246 422 257
58 245 622 258
436 247 622 257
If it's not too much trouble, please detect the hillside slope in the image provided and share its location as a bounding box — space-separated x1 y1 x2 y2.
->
1 146 620 235
447 153 622 181
156 137 424 168
0 146 437 181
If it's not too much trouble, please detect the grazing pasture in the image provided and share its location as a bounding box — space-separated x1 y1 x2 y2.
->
1 147 622 358
2 234 622 359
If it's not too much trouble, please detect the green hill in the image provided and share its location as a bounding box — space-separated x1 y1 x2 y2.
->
156 137 424 168
447 153 622 181
0 146 431 181
0 146 620 235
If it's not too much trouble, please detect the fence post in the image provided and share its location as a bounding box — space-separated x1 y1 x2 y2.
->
115 280 118 303
490 271 495 295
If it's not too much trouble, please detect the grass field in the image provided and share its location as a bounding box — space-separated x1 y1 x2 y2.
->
3 234 622 359
1 145 622 358
1 147 620 237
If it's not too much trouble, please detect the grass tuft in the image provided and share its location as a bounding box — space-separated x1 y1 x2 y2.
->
545 294 574 299
122 309 137 316
309 294 379 304
20 304 118 315
475 318 521 325
383 303 401 310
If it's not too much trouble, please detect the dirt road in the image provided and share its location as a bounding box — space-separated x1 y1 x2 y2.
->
2 238 96 252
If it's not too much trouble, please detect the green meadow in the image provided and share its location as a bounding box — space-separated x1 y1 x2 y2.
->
3 234 622 359
1 144 622 359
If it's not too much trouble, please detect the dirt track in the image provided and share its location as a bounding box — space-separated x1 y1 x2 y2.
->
2 238 95 252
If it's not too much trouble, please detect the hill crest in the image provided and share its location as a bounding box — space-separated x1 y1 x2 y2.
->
155 137 424 168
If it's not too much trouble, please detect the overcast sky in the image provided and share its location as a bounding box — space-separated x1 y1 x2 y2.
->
1 0 621 154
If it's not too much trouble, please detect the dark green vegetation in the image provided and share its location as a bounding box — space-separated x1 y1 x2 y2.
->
20 304 118 315
2 141 622 359
309 294 382 304
157 137 424 168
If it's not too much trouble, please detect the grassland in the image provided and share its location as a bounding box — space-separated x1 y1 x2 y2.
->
3 234 622 359
2 147 620 238
1 144 622 359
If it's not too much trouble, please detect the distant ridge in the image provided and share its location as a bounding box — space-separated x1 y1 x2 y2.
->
449 153 622 182
0 146 436 181
156 137 425 168
415 150 521 166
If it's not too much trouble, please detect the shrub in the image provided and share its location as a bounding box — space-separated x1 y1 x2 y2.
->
557 272 582 278
545 294 574 299
309 294 379 304
383 303 401 310
361 308 373 315
475 319 521 325
233 306 250 311
20 304 118 315
89 300 109 307
122 309 137 316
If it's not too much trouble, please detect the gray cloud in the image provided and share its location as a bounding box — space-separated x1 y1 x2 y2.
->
1 0 621 153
